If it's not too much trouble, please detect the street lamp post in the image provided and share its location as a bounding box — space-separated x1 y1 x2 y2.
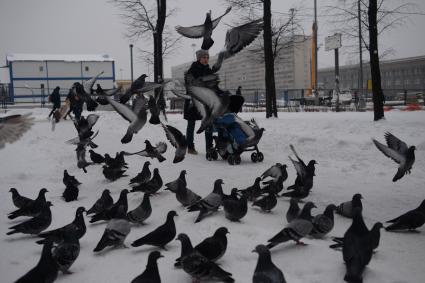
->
130 44 134 83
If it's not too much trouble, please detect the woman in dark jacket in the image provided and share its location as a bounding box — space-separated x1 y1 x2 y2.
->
48 86 61 119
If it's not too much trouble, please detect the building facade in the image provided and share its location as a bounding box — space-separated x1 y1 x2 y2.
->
6 54 115 103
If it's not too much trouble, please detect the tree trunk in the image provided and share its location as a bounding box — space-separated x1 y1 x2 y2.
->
263 0 277 118
368 0 385 121
153 0 166 83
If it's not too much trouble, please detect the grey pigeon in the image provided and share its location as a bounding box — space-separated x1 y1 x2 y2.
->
90 189 129 223
253 191 277 212
127 193 152 225
373 132 416 182
131 210 178 250
0 113 34 149
336 193 363 219
223 188 248 222
63 170 81 187
261 175 285 196
175 7 232 50
7 202 53 236
89 149 105 164
37 206 86 244
175 227 229 268
129 161 151 186
176 233 234 283
385 199 425 231
174 177 201 207
105 93 148 144
286 144 317 193
266 202 316 249
93 207 131 252
187 179 224 223
164 170 187 193
286 198 300 223
261 163 287 182
125 140 167 162
119 74 147 104
73 113 99 141
310 204 337 238
131 251 163 283
86 189 114 215
14 240 59 283
9 187 35 209
238 177 262 202
52 232 80 274
76 143 93 173
62 184 79 202
131 168 163 194
252 245 286 283
331 222 384 252
161 123 188 163
8 188 48 219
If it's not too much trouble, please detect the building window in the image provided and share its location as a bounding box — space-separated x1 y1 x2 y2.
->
85 66 89 72
39 66 44 72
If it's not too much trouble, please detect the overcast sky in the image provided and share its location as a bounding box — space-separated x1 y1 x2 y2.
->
1 0 424 80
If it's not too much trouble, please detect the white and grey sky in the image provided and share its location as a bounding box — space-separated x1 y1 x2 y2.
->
1 0 424 80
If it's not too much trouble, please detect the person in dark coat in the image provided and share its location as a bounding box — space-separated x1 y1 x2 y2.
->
48 86 61 119
65 87 83 121
184 49 222 156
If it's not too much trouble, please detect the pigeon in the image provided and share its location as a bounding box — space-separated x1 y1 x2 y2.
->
104 152 128 169
176 233 234 283
87 189 114 215
147 95 162 125
161 123 188 163
62 184 79 202
223 188 248 222
7 202 53 236
131 168 163 194
252 245 286 283
175 227 229 268
36 207 86 245
175 7 232 50
331 221 384 252
105 93 148 143
238 177 262 202
286 144 317 193
73 114 99 141
14 240 59 283
280 186 311 200
8 188 48 219
253 191 277 212
63 170 81 188
131 210 178 250
261 176 285 196
0 113 34 149
187 179 224 223
90 189 129 223
76 143 93 173
164 170 187 193
125 140 167 162
127 193 152 225
261 163 288 182
119 74 156 104
89 149 105 164
310 204 337 238
131 251 163 283
173 179 202 207
72 79 99 111
342 208 374 283
336 193 363 218
102 165 128 181
385 199 425 231
9 187 35 209
266 202 316 249
373 132 416 182
93 206 131 252
129 161 151 186
51 231 80 274
286 198 301 223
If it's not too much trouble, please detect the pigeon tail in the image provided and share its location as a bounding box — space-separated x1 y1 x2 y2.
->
202 38 214 50
121 132 133 144
392 168 405 182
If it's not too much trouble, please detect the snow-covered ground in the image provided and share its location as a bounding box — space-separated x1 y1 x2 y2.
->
1 108 425 283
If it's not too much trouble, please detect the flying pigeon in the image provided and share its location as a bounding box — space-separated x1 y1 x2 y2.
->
51 232 80 274
129 161 151 186
175 227 229 268
131 168 163 195
0 113 34 149
73 114 99 141
252 245 286 283
385 199 425 231
164 170 187 193
223 188 248 221
187 179 224 223
72 82 98 112
120 74 148 104
127 193 152 225
14 240 59 283
175 7 232 50
336 193 363 218
310 204 337 238
176 233 234 283
372 132 416 182
238 177 262 202
86 189 114 215
131 210 178 250
161 123 188 163
131 251 163 283
286 144 317 193
89 149 105 164
7 202 53 236
124 140 167 162
8 188 48 219
9 187 36 209
36 207 86 245
286 198 300 223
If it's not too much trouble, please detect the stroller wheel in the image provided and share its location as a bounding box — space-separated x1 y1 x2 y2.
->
228 155 235 165
235 155 241 165
257 152 264 162
251 152 258 162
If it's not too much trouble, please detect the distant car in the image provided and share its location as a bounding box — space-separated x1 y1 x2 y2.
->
331 90 353 105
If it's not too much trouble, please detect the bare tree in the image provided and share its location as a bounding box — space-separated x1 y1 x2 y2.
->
224 0 278 118
110 0 180 83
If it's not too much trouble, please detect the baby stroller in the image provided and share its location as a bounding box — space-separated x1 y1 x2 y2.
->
206 95 265 165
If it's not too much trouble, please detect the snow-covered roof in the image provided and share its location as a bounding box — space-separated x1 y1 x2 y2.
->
6 53 114 62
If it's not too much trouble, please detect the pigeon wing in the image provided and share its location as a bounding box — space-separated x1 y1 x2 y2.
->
289 156 305 179
175 24 206 38
155 142 168 154
223 19 263 59
83 71 104 94
372 138 404 164
162 123 185 149
0 113 34 148
106 96 137 123
86 114 100 128
384 132 408 154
